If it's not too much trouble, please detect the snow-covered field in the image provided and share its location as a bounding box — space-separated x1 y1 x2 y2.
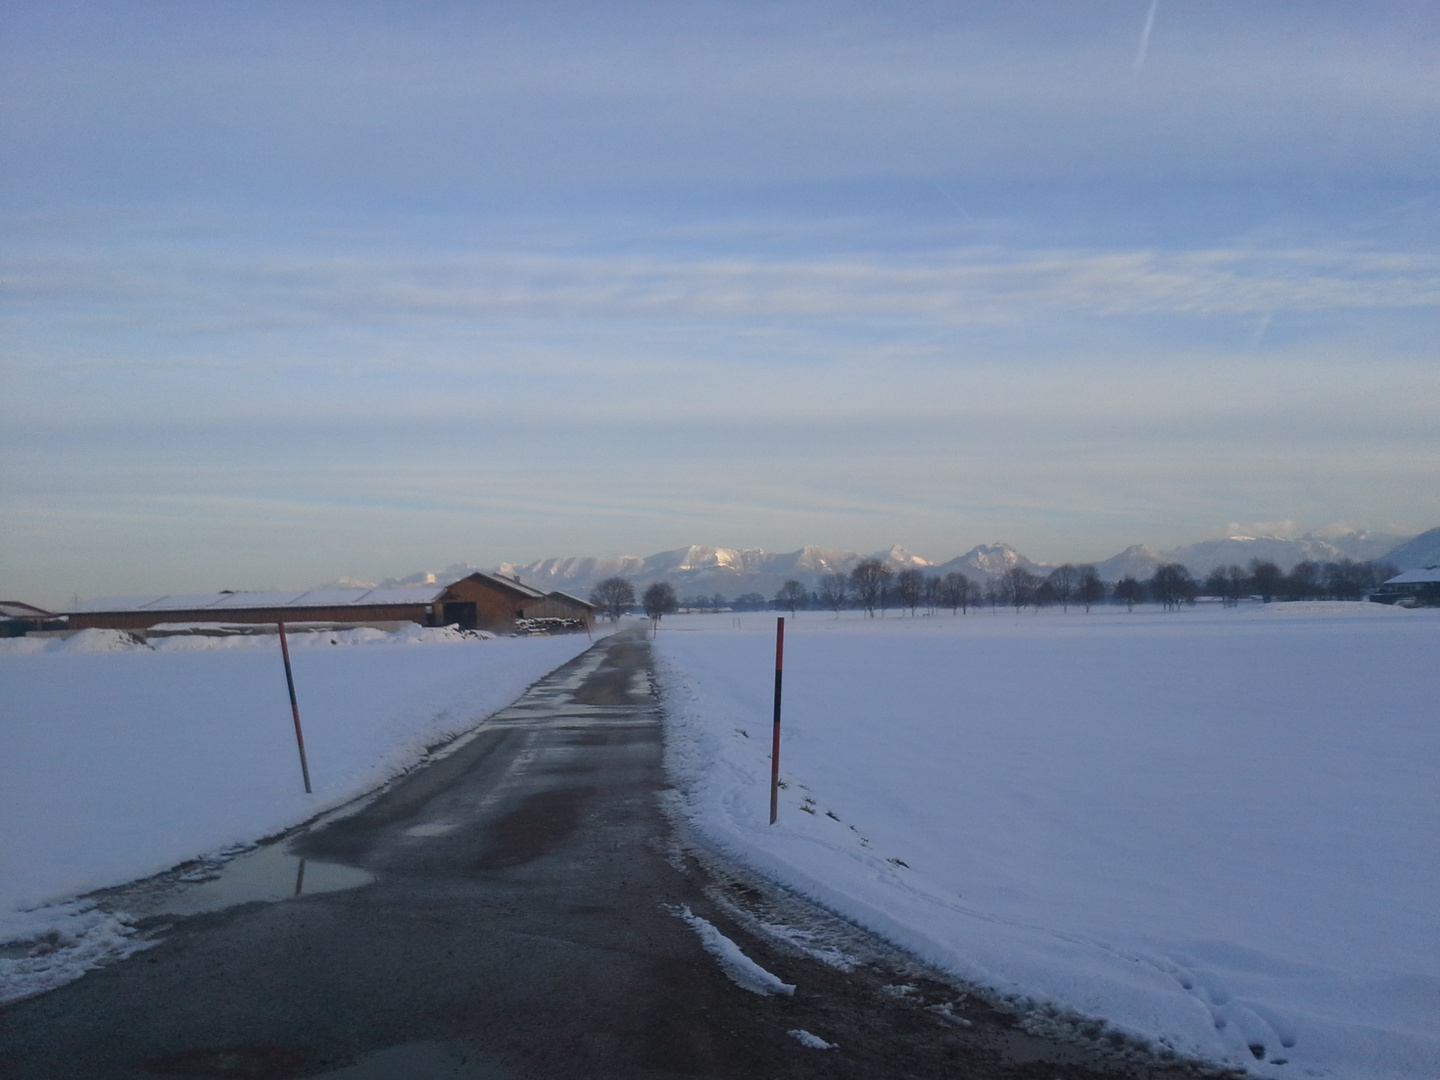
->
656 603 1440 1080
0 626 595 1000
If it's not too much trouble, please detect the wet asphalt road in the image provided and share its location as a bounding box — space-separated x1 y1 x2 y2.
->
0 631 1228 1080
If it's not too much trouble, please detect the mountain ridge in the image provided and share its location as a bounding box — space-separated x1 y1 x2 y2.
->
313 525 1424 597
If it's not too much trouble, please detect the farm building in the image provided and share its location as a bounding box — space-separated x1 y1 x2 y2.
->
63 573 594 634
0 600 66 637
1369 566 1440 608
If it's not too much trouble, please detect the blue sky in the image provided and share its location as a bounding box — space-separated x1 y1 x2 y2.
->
3 1 1438 604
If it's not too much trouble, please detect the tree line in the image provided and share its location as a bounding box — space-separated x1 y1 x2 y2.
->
587 556 1397 621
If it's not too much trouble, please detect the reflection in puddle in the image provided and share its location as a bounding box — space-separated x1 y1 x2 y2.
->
158 843 373 915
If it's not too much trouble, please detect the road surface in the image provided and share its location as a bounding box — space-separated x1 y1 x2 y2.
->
0 630 1227 1079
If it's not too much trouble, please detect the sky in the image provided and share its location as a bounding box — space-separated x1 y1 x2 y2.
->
3 0 1438 606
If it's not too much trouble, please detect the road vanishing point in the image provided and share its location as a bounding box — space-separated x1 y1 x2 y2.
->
1 630 1230 1079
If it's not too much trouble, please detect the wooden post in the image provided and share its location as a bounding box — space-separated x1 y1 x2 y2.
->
278 622 313 793
769 617 784 824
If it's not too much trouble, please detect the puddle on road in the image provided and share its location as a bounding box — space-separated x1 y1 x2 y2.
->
157 843 373 915
314 1041 512 1079
144 1041 508 1079
403 821 460 838
474 786 596 870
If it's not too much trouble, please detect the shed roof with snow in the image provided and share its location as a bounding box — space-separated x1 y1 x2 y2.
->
60 573 595 634
1382 566 1440 585
66 585 449 614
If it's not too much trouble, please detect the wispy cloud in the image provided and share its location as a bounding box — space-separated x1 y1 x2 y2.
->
9 243 1438 342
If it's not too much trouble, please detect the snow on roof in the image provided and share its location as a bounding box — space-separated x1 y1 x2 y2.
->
1384 566 1440 585
291 588 381 607
459 571 547 599
67 595 187 613
208 590 310 609
548 591 596 608
0 600 61 620
66 584 447 615
355 585 449 605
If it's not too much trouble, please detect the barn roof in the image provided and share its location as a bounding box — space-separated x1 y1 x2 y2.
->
65 584 448 615
548 590 597 609
451 571 548 600
0 600 61 620
61 573 579 617
1383 566 1440 585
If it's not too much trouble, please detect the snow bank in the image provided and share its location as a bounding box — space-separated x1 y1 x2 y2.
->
675 905 795 996
655 605 1440 1080
0 623 497 656
0 628 596 974
0 901 155 1004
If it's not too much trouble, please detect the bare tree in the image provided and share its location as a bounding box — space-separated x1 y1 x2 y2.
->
1149 564 1197 611
1203 568 1230 605
818 573 849 617
998 567 1038 613
940 571 971 614
1324 558 1377 601
850 559 892 617
1077 566 1105 612
590 577 636 622
642 582 677 630
1248 559 1284 604
1045 564 1079 612
922 575 942 615
1213 564 1248 607
775 579 807 615
1204 565 1245 608
1033 579 1059 611
1113 575 1145 612
984 578 1001 612
1286 561 1321 601
895 568 925 615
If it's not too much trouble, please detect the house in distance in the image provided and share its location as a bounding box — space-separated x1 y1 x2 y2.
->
1369 566 1440 608
63 572 594 634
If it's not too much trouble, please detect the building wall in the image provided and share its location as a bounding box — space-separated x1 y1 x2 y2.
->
519 595 596 628
65 575 595 634
440 577 534 632
70 603 436 632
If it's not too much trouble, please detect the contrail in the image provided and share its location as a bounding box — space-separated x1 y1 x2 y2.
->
1134 0 1160 70
1248 311 1273 351
926 175 973 220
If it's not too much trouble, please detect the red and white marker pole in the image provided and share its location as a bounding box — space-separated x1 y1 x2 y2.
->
277 622 313 793
769 616 784 824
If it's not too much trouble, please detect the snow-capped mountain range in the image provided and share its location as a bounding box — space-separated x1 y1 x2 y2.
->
493 543 1050 598
334 525 1429 597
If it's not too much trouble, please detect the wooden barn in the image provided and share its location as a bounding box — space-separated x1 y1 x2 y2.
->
438 573 596 631
64 573 595 634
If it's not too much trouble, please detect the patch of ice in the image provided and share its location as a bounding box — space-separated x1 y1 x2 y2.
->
675 906 795 996
787 1029 837 1049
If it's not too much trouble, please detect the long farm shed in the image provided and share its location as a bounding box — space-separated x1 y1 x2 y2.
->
64 573 594 634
